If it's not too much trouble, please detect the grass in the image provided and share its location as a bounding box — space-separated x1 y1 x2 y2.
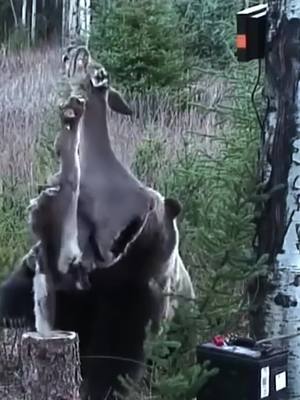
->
0 45 61 273
0 45 228 184
108 78 226 168
0 45 61 187
0 45 228 273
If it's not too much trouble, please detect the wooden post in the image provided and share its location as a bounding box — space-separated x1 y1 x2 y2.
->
21 331 82 400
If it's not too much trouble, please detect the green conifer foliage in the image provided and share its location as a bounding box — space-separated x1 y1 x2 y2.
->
130 66 266 399
90 0 186 91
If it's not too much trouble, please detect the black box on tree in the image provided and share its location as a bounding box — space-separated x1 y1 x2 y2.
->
196 337 288 400
236 3 268 62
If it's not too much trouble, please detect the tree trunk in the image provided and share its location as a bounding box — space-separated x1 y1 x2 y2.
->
61 0 90 47
9 0 18 28
68 0 77 43
31 0 37 43
251 0 300 398
62 0 70 47
85 0 91 45
0 327 28 399
21 331 82 400
78 0 91 45
21 0 27 27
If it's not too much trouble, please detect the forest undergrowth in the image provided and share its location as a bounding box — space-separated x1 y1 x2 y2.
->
0 45 264 398
0 0 265 397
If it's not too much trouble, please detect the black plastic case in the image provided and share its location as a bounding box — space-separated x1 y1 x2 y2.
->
197 341 288 400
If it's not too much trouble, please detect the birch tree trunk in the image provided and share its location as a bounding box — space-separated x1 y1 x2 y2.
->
79 0 91 45
31 0 37 43
86 0 91 45
21 0 27 27
61 0 91 47
9 0 18 28
68 0 77 43
250 0 300 398
62 0 71 47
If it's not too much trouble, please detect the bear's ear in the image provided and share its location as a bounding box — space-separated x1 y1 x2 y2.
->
108 87 133 115
165 198 182 219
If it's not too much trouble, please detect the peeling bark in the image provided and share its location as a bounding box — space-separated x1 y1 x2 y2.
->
251 0 300 398
21 331 82 400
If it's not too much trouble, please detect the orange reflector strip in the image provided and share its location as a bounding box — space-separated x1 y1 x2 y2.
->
236 34 247 49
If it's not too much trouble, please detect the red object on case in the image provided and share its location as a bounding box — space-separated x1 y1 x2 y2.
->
213 335 225 347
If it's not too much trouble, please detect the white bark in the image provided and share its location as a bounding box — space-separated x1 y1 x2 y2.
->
62 0 70 47
79 0 91 45
31 0 37 43
264 138 300 399
61 0 90 47
262 1 300 398
286 0 300 19
21 0 27 27
68 0 77 42
86 0 91 45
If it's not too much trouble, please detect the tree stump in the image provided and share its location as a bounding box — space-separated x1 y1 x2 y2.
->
21 331 82 400
0 327 28 399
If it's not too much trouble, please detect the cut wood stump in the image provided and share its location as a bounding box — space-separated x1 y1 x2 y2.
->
21 330 82 400
0 327 28 399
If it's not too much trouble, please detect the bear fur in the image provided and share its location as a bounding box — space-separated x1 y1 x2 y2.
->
0 194 190 400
